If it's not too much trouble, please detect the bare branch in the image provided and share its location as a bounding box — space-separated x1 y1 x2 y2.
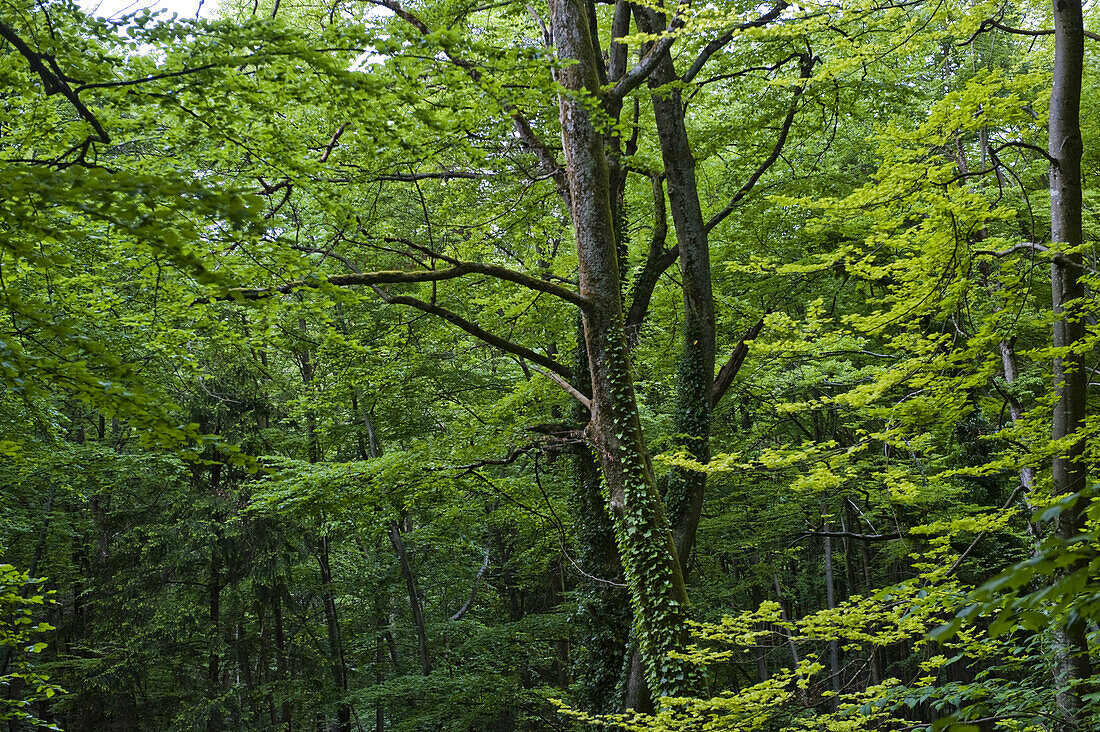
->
795 530 903 542
0 20 110 151
991 140 1056 165
371 170 491 181
319 123 347 163
206 259 590 310
372 287 574 380
363 0 568 203
959 17 1100 45
625 176 675 341
608 3 685 101
448 546 491 621
973 241 1100 275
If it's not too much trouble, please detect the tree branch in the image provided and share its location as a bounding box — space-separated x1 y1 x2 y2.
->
0 20 110 151
373 287 575 380
448 545 491 621
371 236 592 309
711 317 765 407
529 364 591 410
682 1 789 84
705 53 812 233
207 260 590 310
625 176 676 341
365 0 569 203
608 3 685 101
959 17 1100 45
794 530 902 543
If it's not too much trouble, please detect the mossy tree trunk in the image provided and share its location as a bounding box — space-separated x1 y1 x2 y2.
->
550 0 696 698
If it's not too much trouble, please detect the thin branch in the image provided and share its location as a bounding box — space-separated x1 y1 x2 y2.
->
207 260 590 310
991 140 1056 166
974 241 1099 275
959 17 1100 44
364 0 568 203
625 175 675 340
795 530 903 542
370 170 489 181
682 1 790 84
705 53 812 232
319 123 347 163
529 364 591 410
0 20 110 149
73 63 220 92
448 546 491 621
943 485 1025 577
372 287 574 380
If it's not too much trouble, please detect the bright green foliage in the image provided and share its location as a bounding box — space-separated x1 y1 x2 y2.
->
0 562 61 729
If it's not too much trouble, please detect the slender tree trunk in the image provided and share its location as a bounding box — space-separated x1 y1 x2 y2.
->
208 552 223 732
771 573 800 667
375 633 386 732
389 521 432 676
272 589 292 728
823 523 841 704
297 324 352 732
750 582 769 683
316 537 351 732
550 0 695 698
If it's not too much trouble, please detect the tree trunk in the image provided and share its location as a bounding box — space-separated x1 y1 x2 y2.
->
569 323 633 712
632 1 715 574
272 588 292 728
823 522 841 704
550 0 695 698
298 322 352 732
1049 0 1091 726
389 521 432 676
207 551 223 732
316 537 351 732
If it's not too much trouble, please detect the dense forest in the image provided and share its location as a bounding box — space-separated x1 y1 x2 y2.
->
2 0 1100 729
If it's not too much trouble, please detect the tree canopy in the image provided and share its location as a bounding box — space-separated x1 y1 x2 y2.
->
2 0 1100 729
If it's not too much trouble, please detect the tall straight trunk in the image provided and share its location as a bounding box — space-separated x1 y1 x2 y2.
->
823 523 841 703
297 323 352 732
633 2 716 572
389 521 432 676
750 582 768 683
207 552 223 732
272 590 292 728
1049 1 1091 727
316 537 351 732
550 0 695 698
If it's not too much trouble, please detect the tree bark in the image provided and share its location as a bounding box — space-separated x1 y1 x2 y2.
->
633 2 716 573
823 522 841 705
1048 0 1091 726
389 521 432 676
272 589 292 728
550 0 695 698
